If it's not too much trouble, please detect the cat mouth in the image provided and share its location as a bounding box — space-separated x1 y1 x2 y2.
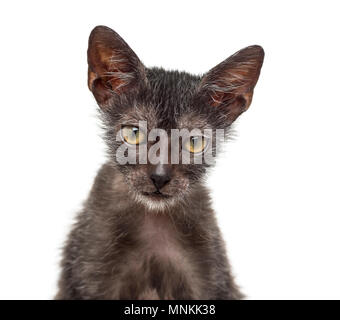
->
142 191 171 199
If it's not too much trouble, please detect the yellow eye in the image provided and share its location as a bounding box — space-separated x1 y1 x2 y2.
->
185 136 207 153
121 126 145 145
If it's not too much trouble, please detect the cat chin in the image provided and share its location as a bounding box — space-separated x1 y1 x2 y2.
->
133 193 177 211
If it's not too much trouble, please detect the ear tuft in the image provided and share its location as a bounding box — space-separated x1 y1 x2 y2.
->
87 26 147 106
199 45 264 124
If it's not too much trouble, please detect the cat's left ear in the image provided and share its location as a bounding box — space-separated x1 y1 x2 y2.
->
198 45 264 124
88 26 148 107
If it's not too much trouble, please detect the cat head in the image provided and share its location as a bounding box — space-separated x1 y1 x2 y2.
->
87 26 264 210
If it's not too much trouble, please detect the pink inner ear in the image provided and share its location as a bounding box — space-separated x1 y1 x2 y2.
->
210 91 234 107
201 45 264 113
88 45 133 94
208 87 254 123
87 26 149 106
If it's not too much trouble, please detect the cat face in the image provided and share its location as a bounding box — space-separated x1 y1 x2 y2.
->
87 26 264 209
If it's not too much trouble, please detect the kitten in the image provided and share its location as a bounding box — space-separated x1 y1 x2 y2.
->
56 26 264 300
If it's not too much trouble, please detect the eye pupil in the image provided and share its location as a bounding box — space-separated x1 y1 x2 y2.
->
132 128 139 138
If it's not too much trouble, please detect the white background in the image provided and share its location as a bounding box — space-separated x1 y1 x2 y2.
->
0 0 339 299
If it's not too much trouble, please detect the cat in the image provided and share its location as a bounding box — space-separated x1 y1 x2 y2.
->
56 25 264 300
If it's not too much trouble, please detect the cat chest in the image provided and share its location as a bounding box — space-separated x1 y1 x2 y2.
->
116 215 199 299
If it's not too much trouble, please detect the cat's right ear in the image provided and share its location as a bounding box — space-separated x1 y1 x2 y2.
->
87 26 147 107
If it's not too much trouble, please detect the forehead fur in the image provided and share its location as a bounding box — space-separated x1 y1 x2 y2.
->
102 66 232 134
118 67 217 130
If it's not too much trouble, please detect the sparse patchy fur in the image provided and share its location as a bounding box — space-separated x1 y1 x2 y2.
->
56 26 264 300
